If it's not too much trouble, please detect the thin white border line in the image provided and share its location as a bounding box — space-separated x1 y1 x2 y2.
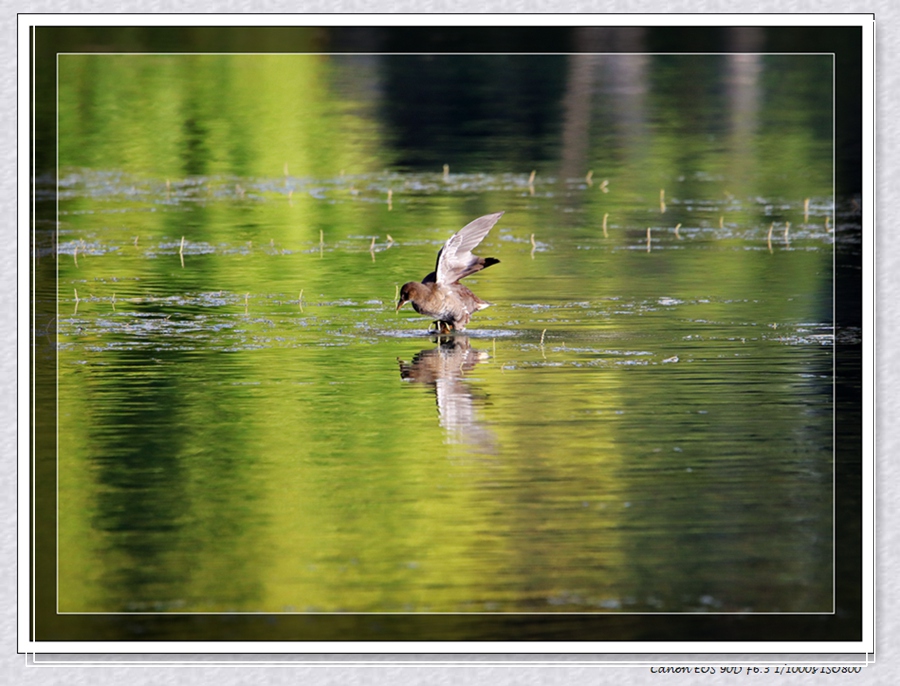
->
32 652 874 659
14 11 874 661
27 658 874 668
15 13 878 28
19 641 874 655
55 611 838 616
863 15 876 655
831 51 837 616
55 51 839 56
870 15 877 659
52 50 840 620
26 652 875 659
30 24 37 648
55 47 60 620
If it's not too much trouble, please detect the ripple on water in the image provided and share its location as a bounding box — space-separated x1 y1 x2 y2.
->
378 327 519 340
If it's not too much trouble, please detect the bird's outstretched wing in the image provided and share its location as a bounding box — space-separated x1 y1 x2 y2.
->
431 211 504 285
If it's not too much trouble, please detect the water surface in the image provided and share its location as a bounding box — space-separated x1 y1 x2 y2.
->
40 51 843 616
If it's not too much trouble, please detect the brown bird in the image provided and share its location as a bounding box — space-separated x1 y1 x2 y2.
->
396 212 503 332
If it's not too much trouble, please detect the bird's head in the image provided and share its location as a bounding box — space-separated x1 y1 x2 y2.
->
396 282 417 311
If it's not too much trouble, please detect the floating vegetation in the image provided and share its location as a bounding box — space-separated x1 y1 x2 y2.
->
57 239 120 259
50 168 841 372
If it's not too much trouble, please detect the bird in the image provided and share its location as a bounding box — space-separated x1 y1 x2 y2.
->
396 211 503 333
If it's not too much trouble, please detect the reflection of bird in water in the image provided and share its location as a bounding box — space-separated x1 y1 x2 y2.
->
396 212 503 333
398 336 496 451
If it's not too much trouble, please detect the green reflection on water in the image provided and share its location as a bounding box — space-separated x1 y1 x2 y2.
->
51 51 835 614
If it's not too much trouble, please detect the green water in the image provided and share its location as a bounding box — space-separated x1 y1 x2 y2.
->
39 52 841 616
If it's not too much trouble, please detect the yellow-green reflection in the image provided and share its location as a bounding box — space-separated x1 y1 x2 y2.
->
54 52 835 614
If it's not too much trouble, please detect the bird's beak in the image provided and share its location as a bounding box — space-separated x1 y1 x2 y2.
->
396 298 406 312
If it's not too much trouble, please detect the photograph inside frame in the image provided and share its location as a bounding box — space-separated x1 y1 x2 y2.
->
25 19 869 651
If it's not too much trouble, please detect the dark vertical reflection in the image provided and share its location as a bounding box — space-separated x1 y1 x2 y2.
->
32 192 59 641
69 353 270 611
833 201 863 627
182 116 209 177
85 360 192 605
379 54 566 170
